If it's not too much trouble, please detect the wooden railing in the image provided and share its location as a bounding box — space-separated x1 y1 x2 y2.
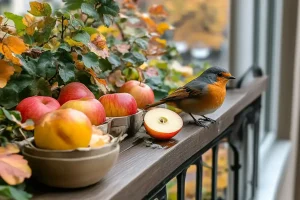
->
29 75 268 200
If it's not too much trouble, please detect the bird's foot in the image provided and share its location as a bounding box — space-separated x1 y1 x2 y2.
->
189 113 209 128
190 120 209 128
199 115 216 123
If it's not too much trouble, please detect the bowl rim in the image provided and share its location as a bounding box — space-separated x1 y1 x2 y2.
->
106 109 144 119
22 143 120 161
23 134 118 153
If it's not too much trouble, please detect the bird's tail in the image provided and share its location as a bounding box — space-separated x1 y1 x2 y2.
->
145 100 166 110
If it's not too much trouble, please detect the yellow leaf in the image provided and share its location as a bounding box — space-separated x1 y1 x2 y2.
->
51 82 59 91
97 25 119 37
154 38 167 47
157 22 171 35
29 1 52 17
22 14 36 36
64 36 84 47
0 143 31 185
0 60 15 88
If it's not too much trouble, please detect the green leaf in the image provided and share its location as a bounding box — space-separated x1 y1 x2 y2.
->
81 3 99 19
18 56 36 76
99 58 112 71
58 63 76 83
73 31 90 45
100 14 114 27
108 53 121 68
70 16 84 29
83 27 98 35
34 78 52 96
63 0 84 10
23 34 34 45
4 12 25 34
135 38 148 49
122 52 146 66
0 85 19 109
36 51 56 79
0 185 32 200
97 0 119 16
33 17 56 43
9 74 34 92
28 1 52 16
82 52 99 69
59 43 71 51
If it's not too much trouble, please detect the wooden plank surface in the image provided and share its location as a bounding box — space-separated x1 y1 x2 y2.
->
30 77 267 200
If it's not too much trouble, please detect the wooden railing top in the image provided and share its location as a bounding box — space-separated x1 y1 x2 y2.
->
30 76 268 200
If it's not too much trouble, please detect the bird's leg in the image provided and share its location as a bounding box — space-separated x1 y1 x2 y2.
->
189 113 209 128
198 115 216 123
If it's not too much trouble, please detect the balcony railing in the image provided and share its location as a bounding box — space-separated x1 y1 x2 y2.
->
28 71 267 200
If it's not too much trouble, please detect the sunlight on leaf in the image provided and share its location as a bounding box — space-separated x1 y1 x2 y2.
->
4 12 26 34
64 36 84 47
0 60 15 88
28 1 52 17
156 22 171 35
22 14 36 36
0 143 31 185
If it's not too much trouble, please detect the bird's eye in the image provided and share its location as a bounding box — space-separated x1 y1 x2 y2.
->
217 72 223 77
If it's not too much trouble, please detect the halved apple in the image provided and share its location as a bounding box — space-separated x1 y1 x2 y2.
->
144 108 183 140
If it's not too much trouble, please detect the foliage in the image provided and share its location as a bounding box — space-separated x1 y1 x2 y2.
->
0 0 209 199
0 144 32 200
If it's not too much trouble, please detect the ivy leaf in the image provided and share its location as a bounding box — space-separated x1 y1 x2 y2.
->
0 185 32 200
28 1 52 16
36 51 56 79
4 12 26 34
135 38 148 49
58 63 75 83
122 52 146 66
0 144 31 185
73 31 90 45
82 52 99 69
108 53 121 68
81 3 99 19
0 60 15 88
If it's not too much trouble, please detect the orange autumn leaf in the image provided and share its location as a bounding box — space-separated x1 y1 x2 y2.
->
122 0 137 10
0 60 15 88
88 69 109 94
149 4 168 17
0 36 28 65
0 143 31 185
90 33 108 50
140 14 157 33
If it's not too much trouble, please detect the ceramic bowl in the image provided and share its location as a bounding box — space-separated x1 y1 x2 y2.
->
22 139 119 188
108 109 144 138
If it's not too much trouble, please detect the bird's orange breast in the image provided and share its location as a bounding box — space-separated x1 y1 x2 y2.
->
174 84 226 115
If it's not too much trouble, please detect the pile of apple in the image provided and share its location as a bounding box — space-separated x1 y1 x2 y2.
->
16 80 183 150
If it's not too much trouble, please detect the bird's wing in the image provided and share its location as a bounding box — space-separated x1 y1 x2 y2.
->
161 85 205 102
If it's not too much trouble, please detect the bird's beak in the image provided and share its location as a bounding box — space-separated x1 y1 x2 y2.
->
228 76 236 79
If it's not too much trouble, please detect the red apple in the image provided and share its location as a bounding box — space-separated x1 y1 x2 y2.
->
60 98 106 125
99 93 137 117
57 82 95 105
16 96 60 123
144 108 183 140
119 80 155 109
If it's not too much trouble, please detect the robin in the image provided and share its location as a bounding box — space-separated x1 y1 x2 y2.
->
145 66 235 127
